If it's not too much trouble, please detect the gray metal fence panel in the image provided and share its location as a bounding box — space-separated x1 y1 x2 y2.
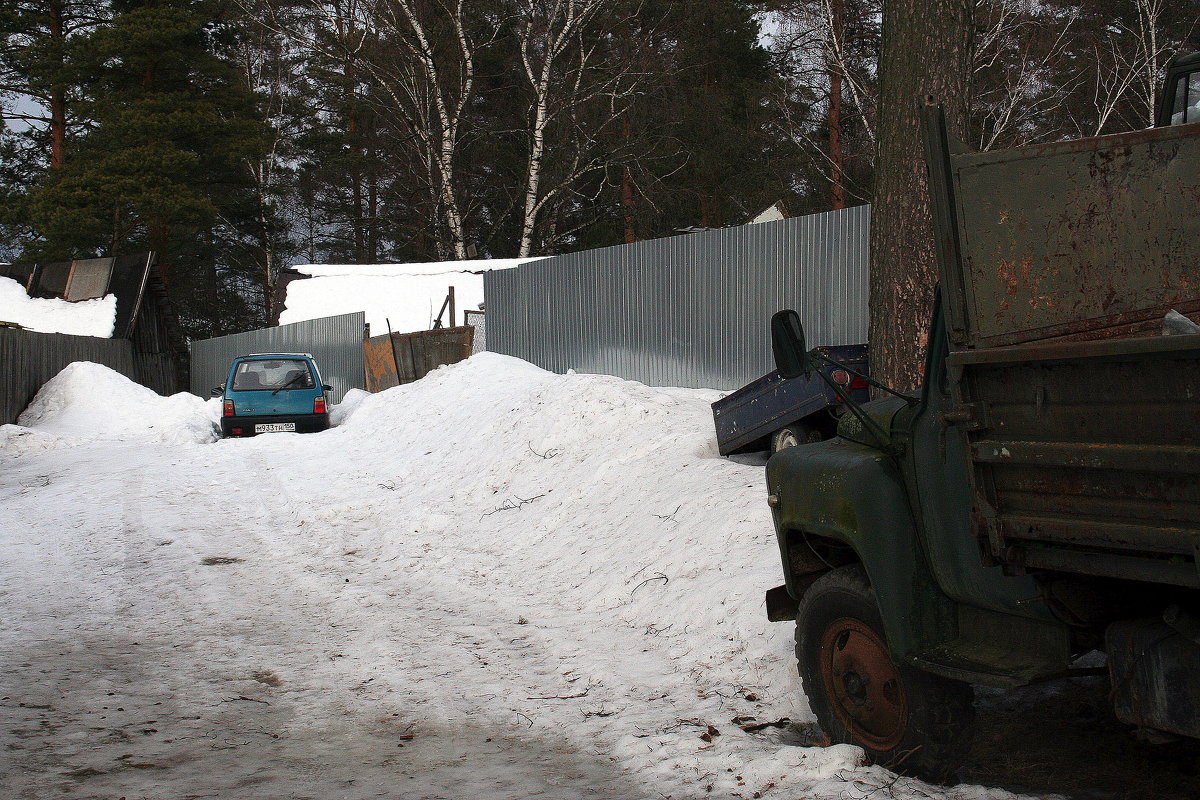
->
188 313 365 404
485 206 870 391
1 328 137 424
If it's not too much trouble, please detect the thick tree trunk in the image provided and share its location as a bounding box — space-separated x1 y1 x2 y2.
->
868 0 973 392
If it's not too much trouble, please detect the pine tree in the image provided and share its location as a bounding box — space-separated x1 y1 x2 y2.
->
21 0 276 337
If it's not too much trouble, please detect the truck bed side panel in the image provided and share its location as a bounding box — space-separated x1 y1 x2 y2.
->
949 335 1200 587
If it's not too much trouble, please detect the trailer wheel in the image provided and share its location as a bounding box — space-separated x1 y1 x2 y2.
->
772 423 822 452
796 565 974 783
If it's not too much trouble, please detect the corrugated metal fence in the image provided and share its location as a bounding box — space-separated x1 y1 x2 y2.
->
1 328 138 424
189 313 366 403
485 206 870 391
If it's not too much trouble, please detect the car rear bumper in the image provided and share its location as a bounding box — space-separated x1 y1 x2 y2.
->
221 413 330 437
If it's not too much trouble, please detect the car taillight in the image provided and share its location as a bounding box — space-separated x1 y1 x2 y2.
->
223 399 235 417
830 369 851 386
314 396 326 414
849 376 869 390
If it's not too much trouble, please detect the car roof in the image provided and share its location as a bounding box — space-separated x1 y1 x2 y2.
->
236 353 315 360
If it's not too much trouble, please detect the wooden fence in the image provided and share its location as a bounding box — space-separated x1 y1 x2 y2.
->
1 327 138 424
364 326 474 392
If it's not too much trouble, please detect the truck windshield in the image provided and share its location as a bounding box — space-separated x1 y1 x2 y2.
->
232 359 314 391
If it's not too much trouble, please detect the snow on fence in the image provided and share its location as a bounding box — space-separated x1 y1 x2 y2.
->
485 205 870 391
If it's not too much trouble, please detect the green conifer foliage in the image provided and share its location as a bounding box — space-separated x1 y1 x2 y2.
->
20 0 275 337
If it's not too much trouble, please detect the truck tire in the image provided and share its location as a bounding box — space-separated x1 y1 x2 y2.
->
796 564 974 783
772 423 822 452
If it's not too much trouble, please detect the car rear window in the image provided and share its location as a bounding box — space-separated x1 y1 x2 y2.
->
232 359 315 391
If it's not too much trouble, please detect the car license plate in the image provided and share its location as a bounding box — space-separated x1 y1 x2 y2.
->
254 422 296 433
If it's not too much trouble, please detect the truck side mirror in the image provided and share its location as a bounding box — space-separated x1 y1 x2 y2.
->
771 309 809 379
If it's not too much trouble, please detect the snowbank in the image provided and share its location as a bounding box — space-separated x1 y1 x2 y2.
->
293 353 844 789
11 361 216 445
280 258 541 335
0 353 1024 799
329 387 370 426
0 275 117 337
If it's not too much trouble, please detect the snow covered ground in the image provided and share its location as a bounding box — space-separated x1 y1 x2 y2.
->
0 356 1035 800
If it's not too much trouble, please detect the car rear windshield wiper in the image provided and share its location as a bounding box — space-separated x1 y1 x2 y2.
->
272 373 307 394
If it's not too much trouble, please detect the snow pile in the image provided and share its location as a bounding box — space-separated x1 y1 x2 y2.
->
329 387 370 426
295 258 537 278
11 361 216 445
0 275 117 337
280 258 541 335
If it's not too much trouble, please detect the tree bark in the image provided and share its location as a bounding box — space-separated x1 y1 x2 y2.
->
868 0 973 392
827 0 845 210
48 0 66 169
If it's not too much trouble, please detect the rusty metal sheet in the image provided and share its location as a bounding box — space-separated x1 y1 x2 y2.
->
946 121 1200 348
363 334 399 392
1108 618 1200 737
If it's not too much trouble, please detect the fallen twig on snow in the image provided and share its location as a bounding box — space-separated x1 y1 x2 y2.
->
481 494 545 519
631 573 668 594
651 505 681 523
222 695 271 706
528 442 560 459
738 717 790 733
527 685 591 700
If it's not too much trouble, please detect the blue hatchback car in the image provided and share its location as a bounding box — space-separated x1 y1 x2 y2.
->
215 353 331 437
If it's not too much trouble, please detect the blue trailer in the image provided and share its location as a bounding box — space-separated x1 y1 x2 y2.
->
711 343 869 455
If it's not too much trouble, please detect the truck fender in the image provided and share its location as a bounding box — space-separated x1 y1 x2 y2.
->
766 439 958 659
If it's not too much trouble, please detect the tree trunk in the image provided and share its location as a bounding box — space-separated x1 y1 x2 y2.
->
868 0 973 392
828 0 845 210
48 0 66 169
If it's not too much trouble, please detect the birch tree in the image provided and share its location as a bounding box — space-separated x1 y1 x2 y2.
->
514 0 610 257
971 0 1080 149
360 0 485 259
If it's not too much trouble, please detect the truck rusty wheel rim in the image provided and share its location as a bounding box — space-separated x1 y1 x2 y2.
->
818 617 909 751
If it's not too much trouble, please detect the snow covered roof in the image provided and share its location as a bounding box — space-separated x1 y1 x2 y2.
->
279 257 543 337
0 275 118 337
0 253 158 339
293 258 537 278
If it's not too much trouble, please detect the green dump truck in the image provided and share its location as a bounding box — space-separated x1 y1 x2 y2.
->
763 88 1200 780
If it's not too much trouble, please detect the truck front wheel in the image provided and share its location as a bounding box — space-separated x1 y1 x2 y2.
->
796 565 974 782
